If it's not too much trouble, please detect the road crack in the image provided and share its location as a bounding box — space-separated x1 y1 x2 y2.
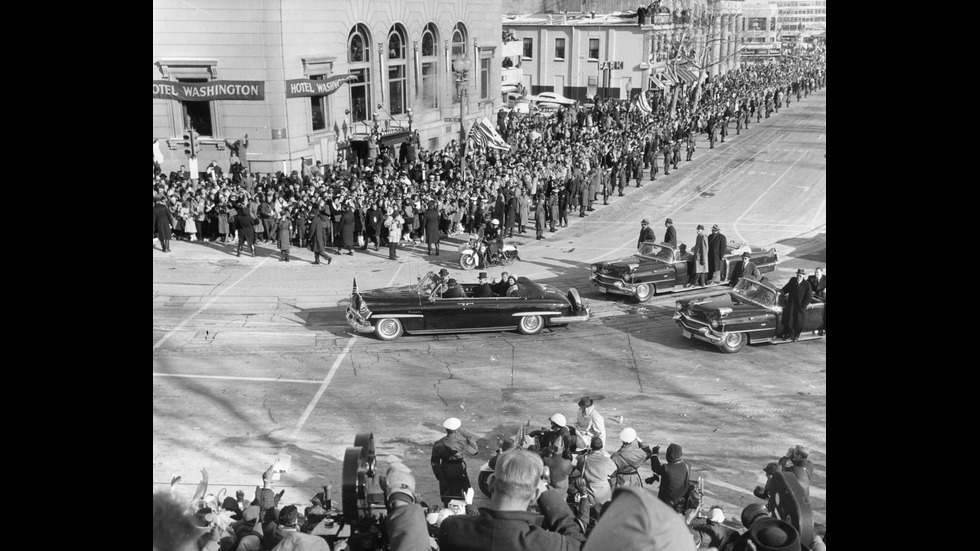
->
625 332 644 392
427 342 454 408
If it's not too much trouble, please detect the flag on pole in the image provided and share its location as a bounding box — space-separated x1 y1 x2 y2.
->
351 279 370 318
636 91 653 114
471 117 511 150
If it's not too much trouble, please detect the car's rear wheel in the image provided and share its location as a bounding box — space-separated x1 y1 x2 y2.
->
374 318 404 341
517 315 544 335
459 253 477 270
633 283 653 303
717 331 745 354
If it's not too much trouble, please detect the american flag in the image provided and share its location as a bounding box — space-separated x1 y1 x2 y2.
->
351 279 370 318
635 92 653 114
470 117 511 150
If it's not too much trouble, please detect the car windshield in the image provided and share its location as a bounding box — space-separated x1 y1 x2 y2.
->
732 279 777 307
415 272 440 296
637 243 673 262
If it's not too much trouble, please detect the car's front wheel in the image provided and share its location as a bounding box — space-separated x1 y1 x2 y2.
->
717 331 745 353
517 315 544 335
459 253 477 270
374 318 404 341
500 252 516 266
633 283 653 303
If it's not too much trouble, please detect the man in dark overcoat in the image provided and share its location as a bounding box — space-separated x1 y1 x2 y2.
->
707 224 727 284
340 204 356 256
307 209 332 265
423 201 441 255
153 196 175 252
663 218 677 247
637 219 656 250
780 269 812 340
233 203 257 257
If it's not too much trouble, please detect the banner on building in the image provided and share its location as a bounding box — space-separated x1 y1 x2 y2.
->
284 75 356 98
152 80 265 101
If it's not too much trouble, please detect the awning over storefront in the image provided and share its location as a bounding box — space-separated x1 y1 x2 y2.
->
379 129 412 147
649 74 667 90
658 72 678 87
675 67 699 85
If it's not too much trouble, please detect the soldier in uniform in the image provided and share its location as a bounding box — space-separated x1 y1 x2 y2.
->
632 148 644 187
686 129 696 161
431 417 480 506
671 137 681 170
610 428 657 489
548 190 559 231
721 106 732 143
661 141 672 176
735 105 744 135
706 114 716 149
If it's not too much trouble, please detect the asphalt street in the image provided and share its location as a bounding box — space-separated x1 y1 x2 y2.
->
153 90 826 525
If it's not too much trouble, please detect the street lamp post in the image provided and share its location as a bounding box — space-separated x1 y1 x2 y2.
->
452 56 472 174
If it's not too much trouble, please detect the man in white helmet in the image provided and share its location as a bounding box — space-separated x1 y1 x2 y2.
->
528 413 573 459
483 218 502 266
574 396 606 451
609 428 658 489
431 417 480 506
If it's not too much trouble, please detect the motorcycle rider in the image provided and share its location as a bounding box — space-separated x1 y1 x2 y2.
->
481 218 503 268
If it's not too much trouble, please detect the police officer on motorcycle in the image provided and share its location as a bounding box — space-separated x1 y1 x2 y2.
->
481 218 502 267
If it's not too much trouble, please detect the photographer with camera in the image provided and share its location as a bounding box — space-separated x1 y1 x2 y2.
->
431 418 480 507
381 464 433 551
438 450 587 551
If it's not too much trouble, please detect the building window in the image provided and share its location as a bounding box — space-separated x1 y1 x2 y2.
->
589 38 600 60
452 23 467 58
480 57 490 100
387 24 408 115
523 37 533 59
422 62 439 109
348 25 373 122
555 37 566 60
310 75 328 132
178 78 214 136
421 23 439 110
349 69 372 122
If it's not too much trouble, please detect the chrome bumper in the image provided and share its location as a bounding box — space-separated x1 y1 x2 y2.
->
346 307 375 333
590 275 636 296
673 312 724 343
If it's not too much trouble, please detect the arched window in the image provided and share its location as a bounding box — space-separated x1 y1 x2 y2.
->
387 24 408 115
348 24 372 122
451 22 467 59
421 23 440 109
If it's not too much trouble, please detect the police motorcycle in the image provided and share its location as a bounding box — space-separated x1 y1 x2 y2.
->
457 220 521 270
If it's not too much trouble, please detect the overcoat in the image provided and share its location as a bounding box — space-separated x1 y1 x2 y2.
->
153 203 175 239
340 209 355 248
708 231 726 274
307 213 329 253
692 233 709 273
423 206 441 245
275 217 292 251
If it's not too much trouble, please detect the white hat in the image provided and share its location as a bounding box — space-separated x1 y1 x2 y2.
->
620 428 637 443
549 413 567 427
443 417 462 430
709 507 725 524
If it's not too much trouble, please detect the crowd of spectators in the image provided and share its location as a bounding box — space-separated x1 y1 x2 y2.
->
154 416 825 551
154 55 825 264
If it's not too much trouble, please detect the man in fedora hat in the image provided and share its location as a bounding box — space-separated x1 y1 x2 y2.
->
730 250 762 288
688 225 709 287
637 219 656 250
780 269 812 341
663 218 676 247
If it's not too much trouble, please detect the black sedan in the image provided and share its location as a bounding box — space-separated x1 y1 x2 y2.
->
673 277 825 353
346 272 591 341
590 241 778 302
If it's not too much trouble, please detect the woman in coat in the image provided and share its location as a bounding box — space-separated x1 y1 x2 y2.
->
307 209 332 265
364 203 380 251
340 203 356 255
690 225 709 287
217 198 231 242
517 188 530 234
275 211 292 262
423 202 441 256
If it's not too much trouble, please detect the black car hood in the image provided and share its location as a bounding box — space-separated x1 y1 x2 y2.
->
599 255 664 271
361 286 422 308
688 293 766 316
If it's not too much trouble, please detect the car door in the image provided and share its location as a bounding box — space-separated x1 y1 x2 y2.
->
424 296 472 331
803 300 825 332
465 296 507 329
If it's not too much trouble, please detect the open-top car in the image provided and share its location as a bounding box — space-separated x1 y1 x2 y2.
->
346 272 590 341
590 241 777 302
673 277 825 353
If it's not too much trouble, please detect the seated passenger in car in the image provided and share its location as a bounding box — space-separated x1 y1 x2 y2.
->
442 278 466 299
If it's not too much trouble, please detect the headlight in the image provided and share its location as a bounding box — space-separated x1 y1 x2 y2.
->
718 307 732 316
710 318 720 329
675 302 683 312
591 265 599 274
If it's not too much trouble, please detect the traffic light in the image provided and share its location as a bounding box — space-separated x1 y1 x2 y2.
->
182 129 201 157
